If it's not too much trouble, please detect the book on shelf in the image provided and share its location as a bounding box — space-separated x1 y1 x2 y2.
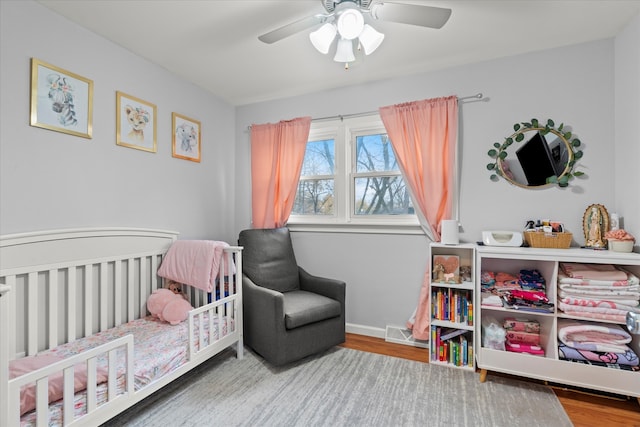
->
430 325 474 367
440 328 467 341
431 288 473 325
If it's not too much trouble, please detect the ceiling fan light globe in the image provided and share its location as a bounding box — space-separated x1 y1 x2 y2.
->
336 8 364 40
309 23 337 54
359 24 384 55
333 38 355 63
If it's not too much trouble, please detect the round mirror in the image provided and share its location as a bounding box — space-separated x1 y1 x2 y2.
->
487 119 584 188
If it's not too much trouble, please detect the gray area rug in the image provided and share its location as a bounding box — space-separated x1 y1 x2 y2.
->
102 347 572 427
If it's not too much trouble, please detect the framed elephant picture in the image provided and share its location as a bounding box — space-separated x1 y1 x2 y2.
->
172 112 201 162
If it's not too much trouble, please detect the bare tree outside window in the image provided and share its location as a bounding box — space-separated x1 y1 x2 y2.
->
354 134 413 215
293 139 335 215
291 116 415 224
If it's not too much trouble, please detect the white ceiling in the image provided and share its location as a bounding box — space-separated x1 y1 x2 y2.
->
37 0 640 106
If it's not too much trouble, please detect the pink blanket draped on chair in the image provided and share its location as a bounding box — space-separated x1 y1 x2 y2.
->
157 240 234 293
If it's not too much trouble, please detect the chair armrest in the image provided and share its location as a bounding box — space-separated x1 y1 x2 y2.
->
298 267 346 304
242 275 286 323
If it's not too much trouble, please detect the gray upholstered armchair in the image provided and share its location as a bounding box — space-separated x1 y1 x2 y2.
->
238 227 346 366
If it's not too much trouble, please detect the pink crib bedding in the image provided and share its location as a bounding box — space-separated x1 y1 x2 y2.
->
19 314 228 426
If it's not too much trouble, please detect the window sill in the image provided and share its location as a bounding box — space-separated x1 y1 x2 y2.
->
286 222 425 235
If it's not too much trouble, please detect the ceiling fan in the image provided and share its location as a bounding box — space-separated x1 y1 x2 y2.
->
258 0 452 44
258 1 452 68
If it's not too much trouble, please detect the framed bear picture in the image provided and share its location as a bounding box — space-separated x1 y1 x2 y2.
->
116 91 157 152
172 112 201 163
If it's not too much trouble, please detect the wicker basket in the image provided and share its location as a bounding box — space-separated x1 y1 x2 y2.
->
524 231 572 249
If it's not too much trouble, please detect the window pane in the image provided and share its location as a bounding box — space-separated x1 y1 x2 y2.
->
301 139 335 176
354 176 413 215
292 179 334 215
355 134 399 173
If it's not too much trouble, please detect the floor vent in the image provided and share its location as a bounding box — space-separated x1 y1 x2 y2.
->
385 325 429 348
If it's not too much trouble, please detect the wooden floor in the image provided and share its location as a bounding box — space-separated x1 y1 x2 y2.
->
341 333 640 427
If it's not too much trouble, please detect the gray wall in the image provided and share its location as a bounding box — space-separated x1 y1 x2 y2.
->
235 29 639 335
0 0 238 243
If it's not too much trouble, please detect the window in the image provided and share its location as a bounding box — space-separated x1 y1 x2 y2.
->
289 115 418 232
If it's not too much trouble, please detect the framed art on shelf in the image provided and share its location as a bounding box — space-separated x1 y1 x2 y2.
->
30 58 93 139
172 112 201 162
116 91 157 153
432 254 460 283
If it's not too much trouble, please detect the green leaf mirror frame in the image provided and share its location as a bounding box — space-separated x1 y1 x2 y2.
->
487 118 584 188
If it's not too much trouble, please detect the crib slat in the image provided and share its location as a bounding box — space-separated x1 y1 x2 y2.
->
63 366 74 424
36 377 49 426
128 257 135 322
141 256 148 318
85 265 93 337
114 260 122 326
27 271 38 355
68 266 77 342
108 348 118 402
86 358 99 412
150 255 158 291
5 275 17 359
100 262 108 331
49 269 59 348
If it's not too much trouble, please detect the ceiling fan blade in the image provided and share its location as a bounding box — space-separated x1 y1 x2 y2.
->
371 2 452 29
258 15 326 44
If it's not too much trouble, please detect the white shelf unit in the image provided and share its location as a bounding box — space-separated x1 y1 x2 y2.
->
475 246 640 399
428 243 476 371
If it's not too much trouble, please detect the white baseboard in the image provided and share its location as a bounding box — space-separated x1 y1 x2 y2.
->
345 323 429 349
345 323 385 339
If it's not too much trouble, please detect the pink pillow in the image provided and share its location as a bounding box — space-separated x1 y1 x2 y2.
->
9 355 109 416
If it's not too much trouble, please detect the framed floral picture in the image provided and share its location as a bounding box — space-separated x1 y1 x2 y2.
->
30 58 93 138
172 112 201 162
116 91 157 152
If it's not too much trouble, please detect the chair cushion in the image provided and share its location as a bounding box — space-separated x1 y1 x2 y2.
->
238 228 300 293
283 290 342 329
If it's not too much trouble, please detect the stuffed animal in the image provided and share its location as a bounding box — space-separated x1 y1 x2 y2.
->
165 280 189 301
432 263 445 282
147 288 193 325
460 266 472 282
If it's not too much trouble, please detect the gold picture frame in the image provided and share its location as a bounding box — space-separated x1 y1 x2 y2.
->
30 58 93 138
172 112 201 162
582 204 610 249
116 91 157 152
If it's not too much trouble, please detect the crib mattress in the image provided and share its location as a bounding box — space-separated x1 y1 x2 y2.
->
20 314 229 426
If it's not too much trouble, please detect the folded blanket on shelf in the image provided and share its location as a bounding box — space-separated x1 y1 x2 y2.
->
560 263 628 281
559 287 640 299
481 292 503 307
505 330 540 345
558 343 639 366
558 272 639 287
559 311 627 323
558 303 630 323
506 342 545 356
560 297 640 313
557 319 632 353
503 317 540 333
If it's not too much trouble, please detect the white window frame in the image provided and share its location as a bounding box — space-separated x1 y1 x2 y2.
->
287 114 422 235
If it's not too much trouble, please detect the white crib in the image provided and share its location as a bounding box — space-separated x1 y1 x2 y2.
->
0 227 243 426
